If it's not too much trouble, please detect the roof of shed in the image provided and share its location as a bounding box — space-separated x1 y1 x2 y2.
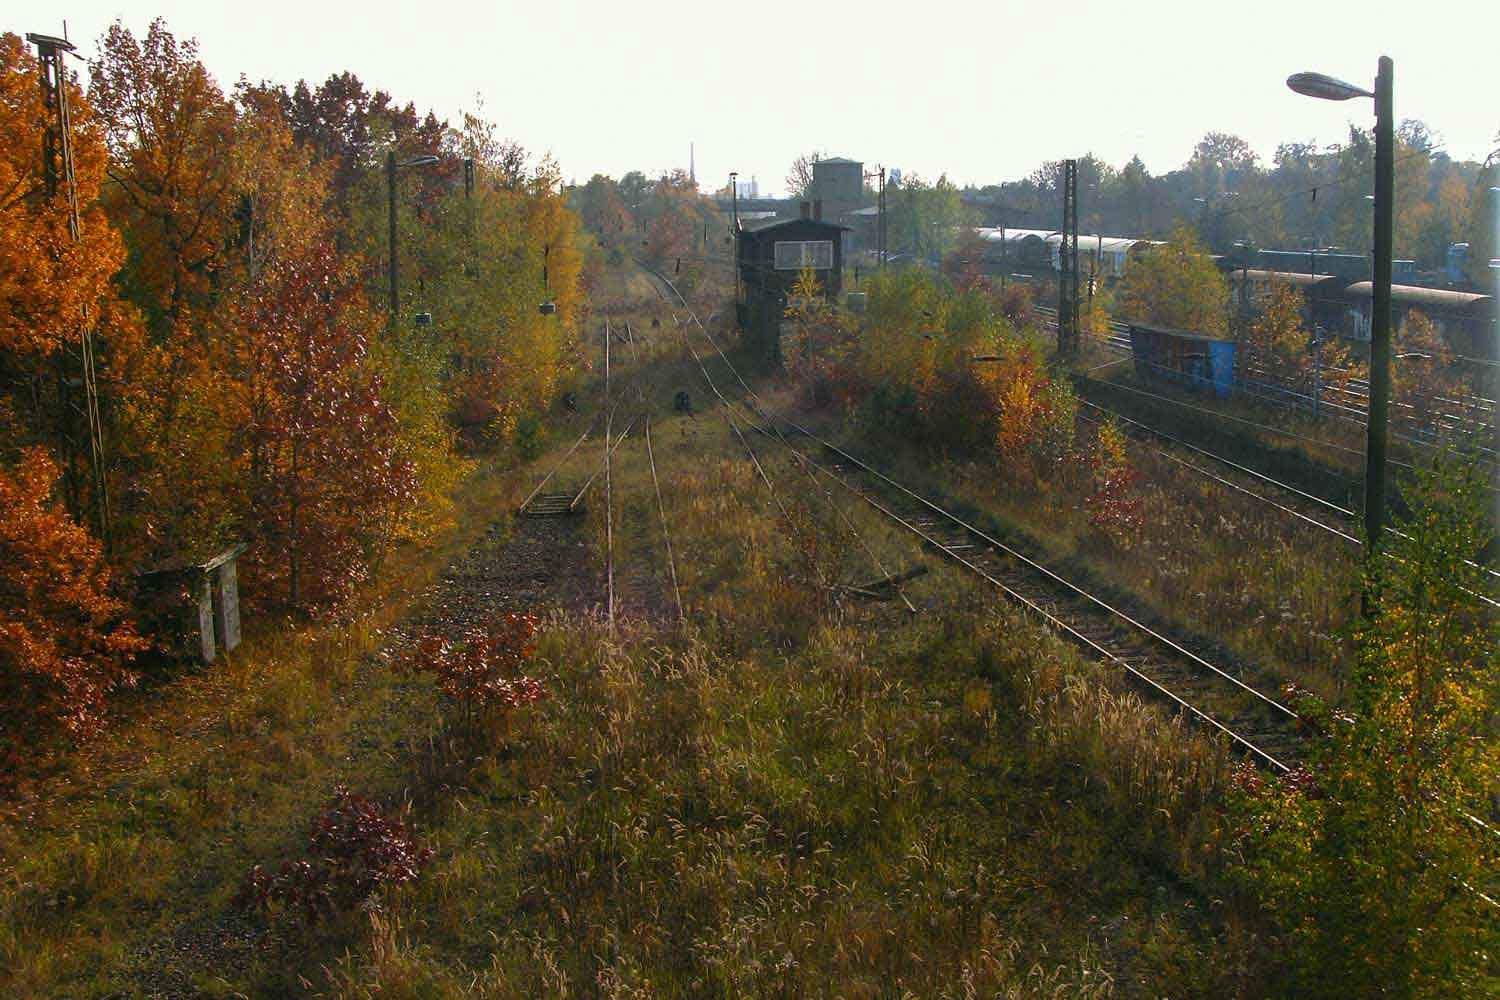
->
739 216 850 234
815 156 861 166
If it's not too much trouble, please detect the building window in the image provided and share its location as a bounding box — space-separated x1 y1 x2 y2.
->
774 240 834 270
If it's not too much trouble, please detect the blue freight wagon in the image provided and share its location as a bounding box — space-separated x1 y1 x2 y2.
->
1128 324 1237 397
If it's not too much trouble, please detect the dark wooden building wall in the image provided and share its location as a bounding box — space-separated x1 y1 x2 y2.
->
736 218 846 370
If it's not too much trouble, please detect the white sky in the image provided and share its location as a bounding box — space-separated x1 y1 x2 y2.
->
13 0 1499 196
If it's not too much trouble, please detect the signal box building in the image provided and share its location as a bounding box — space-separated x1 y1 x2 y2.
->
735 205 847 368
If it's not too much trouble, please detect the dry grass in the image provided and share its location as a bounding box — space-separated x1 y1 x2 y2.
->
1 266 1264 997
799 391 1359 703
0 445 552 996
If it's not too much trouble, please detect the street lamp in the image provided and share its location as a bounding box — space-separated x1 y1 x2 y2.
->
1289 57 1394 555
386 152 440 324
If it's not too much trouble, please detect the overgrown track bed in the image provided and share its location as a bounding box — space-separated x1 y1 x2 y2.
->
1081 396 1500 602
800 437 1304 771
641 261 1306 774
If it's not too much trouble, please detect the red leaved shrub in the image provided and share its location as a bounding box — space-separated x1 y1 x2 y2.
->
400 613 547 740
1083 420 1142 543
996 283 1036 328
242 786 432 922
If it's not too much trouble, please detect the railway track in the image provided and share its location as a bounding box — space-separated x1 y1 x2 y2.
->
642 260 1500 880
642 261 1306 774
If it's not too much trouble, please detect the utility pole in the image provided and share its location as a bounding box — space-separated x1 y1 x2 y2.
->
729 172 739 305
387 150 399 323
1489 186 1500 442
386 152 438 327
1366 56 1394 554
878 166 887 268
29 30 109 546
1058 159 1080 356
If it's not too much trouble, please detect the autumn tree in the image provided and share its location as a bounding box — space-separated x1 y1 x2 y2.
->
0 34 126 364
1115 225 1230 334
572 174 631 241
941 228 989 293
1242 280 1311 386
785 151 821 200
640 170 699 268
0 33 148 543
275 71 451 209
230 242 417 612
229 83 335 275
1084 419 1141 543
1229 459 1498 995
884 173 969 260
0 449 145 768
89 18 237 331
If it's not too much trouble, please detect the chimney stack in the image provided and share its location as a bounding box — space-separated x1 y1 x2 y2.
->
800 201 811 219
813 199 823 220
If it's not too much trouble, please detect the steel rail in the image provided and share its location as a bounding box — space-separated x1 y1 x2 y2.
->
639 260 1499 863
683 315 920 616
1078 408 1360 547
516 412 600 514
569 412 640 511
1080 398 1359 521
671 287 1301 768
605 319 615 632
679 325 814 583
1082 398 1500 594
644 415 686 624
710 273 1500 868
715 377 1293 769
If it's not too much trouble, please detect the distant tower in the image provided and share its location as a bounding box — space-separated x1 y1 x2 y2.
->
689 142 695 185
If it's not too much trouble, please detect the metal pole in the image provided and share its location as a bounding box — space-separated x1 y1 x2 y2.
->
1489 187 1500 460
729 172 739 305
1366 55 1395 554
387 150 399 323
1313 327 1324 418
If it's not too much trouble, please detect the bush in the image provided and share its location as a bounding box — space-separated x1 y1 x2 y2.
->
996 283 1035 328
1226 459 1498 995
242 787 433 923
1083 419 1142 542
400 614 547 743
0 449 145 772
513 415 544 461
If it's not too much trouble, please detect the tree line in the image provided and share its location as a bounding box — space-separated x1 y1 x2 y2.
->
0 19 584 766
967 128 1499 279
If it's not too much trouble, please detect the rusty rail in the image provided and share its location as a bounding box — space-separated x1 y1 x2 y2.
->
644 415 685 624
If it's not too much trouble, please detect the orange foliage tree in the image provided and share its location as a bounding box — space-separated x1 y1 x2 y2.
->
0 32 140 479
0 449 144 763
88 18 236 331
0 34 125 361
230 241 417 613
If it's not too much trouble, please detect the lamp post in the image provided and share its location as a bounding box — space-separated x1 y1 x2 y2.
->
1488 187 1500 451
1289 57 1394 555
386 152 440 325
